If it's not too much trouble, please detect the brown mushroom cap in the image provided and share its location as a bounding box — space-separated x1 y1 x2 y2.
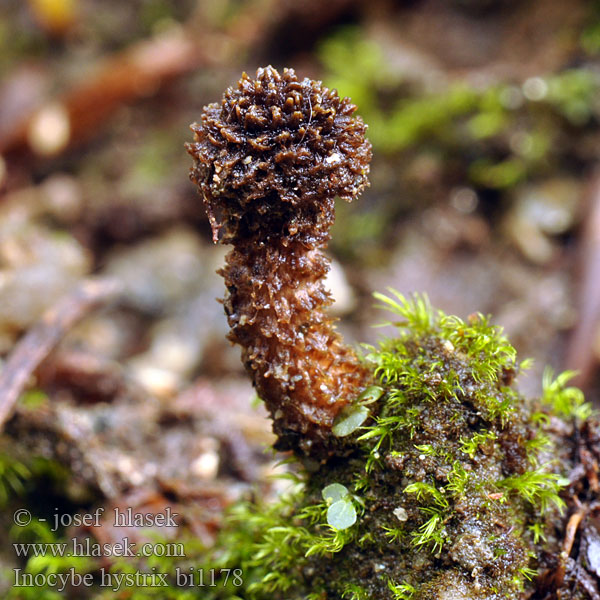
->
186 66 371 245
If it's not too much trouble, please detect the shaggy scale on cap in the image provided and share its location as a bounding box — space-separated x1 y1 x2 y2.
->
187 67 372 458
186 66 371 244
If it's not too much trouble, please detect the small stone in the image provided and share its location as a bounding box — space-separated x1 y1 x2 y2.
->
129 363 180 398
103 227 208 314
393 506 408 521
585 526 600 577
522 77 548 101
28 102 70 156
506 179 580 264
191 450 220 480
324 257 356 315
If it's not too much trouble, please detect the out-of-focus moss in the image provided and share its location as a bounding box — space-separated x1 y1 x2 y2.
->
0 453 29 507
314 27 600 262
470 157 528 189
580 1 600 55
0 2 48 72
318 27 600 187
330 200 389 264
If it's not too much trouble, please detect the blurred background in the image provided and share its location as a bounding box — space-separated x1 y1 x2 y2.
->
1 0 600 597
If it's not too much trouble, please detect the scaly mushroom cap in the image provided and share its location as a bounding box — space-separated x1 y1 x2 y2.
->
186 66 371 245
187 67 373 457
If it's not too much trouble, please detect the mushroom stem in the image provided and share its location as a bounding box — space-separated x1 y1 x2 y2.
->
187 66 372 457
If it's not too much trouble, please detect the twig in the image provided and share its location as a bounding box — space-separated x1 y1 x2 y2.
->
553 501 587 591
563 503 586 558
565 172 600 394
0 0 284 159
0 27 203 156
0 278 122 430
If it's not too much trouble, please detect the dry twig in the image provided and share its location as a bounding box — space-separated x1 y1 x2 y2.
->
566 173 600 394
0 278 122 430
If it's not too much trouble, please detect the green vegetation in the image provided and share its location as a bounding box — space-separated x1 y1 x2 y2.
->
320 27 600 172
322 27 600 263
541 368 592 421
0 453 29 506
186 291 572 599
0 293 582 599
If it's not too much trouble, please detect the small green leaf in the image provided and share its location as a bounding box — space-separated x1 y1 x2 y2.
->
19 389 48 410
322 483 349 503
358 386 384 405
327 498 357 530
332 405 370 437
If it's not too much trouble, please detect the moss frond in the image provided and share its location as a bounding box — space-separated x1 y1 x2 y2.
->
373 290 435 334
459 430 497 459
0 453 29 506
342 583 371 600
498 468 567 513
542 368 592 420
387 579 417 600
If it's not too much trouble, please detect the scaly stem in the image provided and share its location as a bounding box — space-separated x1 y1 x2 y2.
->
187 66 372 457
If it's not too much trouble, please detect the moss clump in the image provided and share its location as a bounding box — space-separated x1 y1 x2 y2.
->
212 292 569 600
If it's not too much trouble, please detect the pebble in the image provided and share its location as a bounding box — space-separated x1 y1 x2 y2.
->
506 179 580 263
393 506 408 521
324 256 356 315
0 222 90 343
103 227 209 314
27 102 71 156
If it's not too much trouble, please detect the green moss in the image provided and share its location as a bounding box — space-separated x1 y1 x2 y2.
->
205 292 570 600
1 294 579 599
0 452 29 507
581 1 600 55
318 27 600 191
541 368 592 421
